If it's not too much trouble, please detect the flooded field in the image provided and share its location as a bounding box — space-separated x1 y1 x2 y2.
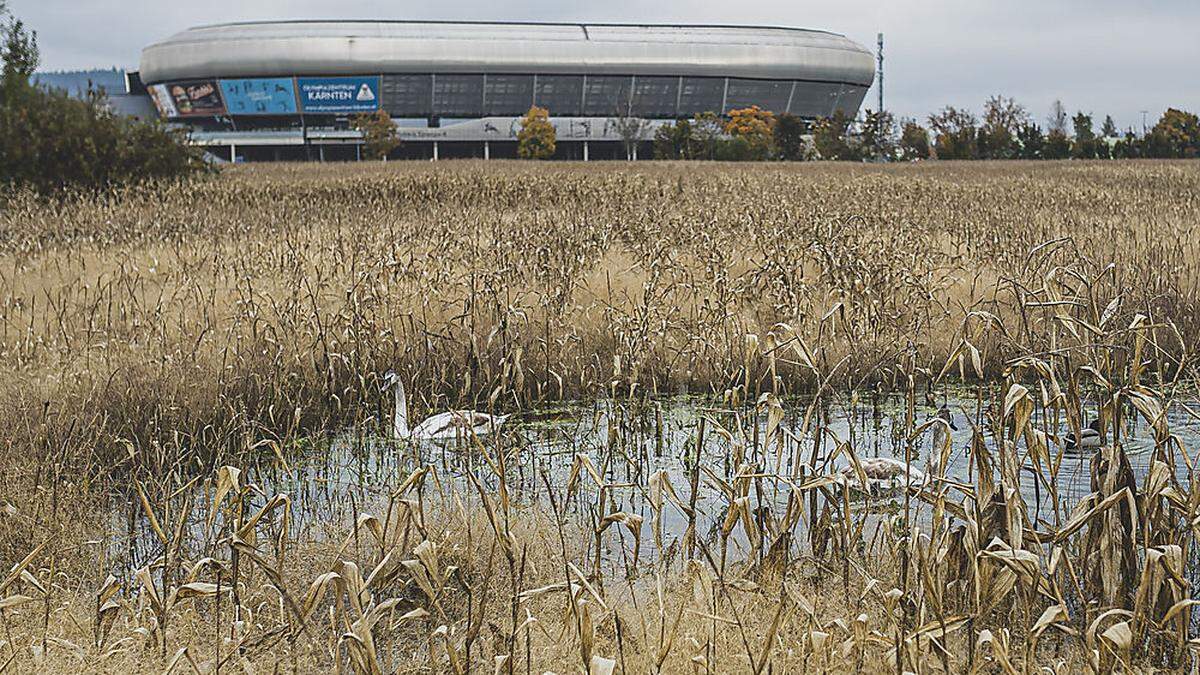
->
5 162 1200 672
112 389 1200 583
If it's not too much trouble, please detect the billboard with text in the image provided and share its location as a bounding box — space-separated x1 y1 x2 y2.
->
220 78 298 115
297 77 380 114
166 80 225 117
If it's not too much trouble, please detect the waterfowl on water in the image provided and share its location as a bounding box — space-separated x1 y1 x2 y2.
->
383 371 509 440
928 404 959 474
1065 419 1102 452
838 457 926 492
931 405 959 443
937 405 958 429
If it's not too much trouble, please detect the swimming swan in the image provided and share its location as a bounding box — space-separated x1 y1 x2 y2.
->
837 457 926 492
383 371 510 440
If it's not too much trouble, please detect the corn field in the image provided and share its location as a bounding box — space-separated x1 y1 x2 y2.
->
0 160 1199 673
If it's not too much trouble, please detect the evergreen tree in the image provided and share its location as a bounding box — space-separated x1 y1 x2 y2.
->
1 6 204 192
773 113 807 161
858 110 896 162
1 12 37 105
1112 129 1141 159
1016 123 1045 159
1043 129 1071 160
898 120 930 161
1101 115 1118 138
1071 112 1097 159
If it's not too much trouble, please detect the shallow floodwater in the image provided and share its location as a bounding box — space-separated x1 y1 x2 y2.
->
111 390 1200 578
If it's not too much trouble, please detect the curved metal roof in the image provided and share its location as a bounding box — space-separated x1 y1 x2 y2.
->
140 20 875 86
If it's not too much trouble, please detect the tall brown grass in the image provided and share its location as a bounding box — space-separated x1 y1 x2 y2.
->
0 159 1198 673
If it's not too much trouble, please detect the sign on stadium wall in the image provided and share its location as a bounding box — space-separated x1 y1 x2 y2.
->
220 78 298 115
164 80 226 117
297 77 380 114
147 84 178 118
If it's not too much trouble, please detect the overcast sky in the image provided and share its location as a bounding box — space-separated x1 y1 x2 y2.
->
11 0 1198 131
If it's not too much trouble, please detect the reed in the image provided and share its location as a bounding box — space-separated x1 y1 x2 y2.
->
0 159 1198 673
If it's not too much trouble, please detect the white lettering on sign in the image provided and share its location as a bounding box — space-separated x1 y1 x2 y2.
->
308 90 354 101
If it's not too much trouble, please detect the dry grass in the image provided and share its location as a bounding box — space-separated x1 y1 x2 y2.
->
0 159 1199 673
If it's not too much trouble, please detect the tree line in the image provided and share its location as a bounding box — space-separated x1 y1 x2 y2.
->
649 97 1200 162
0 4 206 194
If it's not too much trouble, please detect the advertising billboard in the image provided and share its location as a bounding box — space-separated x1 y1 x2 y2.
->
166 81 225 117
147 84 178 118
220 78 298 115
297 77 380 114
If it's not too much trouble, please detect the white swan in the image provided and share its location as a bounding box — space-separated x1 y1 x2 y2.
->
837 457 926 492
382 371 510 440
1064 419 1102 452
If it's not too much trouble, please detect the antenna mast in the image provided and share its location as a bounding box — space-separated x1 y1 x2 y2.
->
877 32 884 112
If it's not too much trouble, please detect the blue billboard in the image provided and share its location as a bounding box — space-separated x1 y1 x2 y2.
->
220 78 298 115
297 77 380 114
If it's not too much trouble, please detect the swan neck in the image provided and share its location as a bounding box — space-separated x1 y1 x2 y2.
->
394 382 410 437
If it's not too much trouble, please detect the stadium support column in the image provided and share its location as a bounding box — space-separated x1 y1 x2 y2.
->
230 144 236 163
583 141 589 162
433 142 439 161
484 141 490 160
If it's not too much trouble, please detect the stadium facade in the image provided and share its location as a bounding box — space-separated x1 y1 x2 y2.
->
135 21 875 161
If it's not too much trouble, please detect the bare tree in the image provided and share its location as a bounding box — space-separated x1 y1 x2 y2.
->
612 94 647 160
1047 99 1069 135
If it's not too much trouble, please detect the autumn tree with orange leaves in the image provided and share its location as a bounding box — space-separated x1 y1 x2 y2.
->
724 106 775 160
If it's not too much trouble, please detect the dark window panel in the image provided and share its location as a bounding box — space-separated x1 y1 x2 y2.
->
533 75 583 116
382 74 432 117
789 81 844 118
630 76 679 118
484 74 534 116
833 85 868 116
433 74 484 117
725 79 792 114
677 77 725 116
582 75 632 116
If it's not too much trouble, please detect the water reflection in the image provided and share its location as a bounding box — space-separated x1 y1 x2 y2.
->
112 392 1200 577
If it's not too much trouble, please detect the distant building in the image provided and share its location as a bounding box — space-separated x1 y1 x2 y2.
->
31 69 158 122
33 68 126 96
137 20 875 161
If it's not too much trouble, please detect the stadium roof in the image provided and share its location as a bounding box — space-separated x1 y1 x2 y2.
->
140 20 875 86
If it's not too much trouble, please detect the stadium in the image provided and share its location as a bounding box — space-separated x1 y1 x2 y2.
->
135 20 876 161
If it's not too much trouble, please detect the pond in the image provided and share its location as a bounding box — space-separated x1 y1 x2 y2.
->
110 388 1200 579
